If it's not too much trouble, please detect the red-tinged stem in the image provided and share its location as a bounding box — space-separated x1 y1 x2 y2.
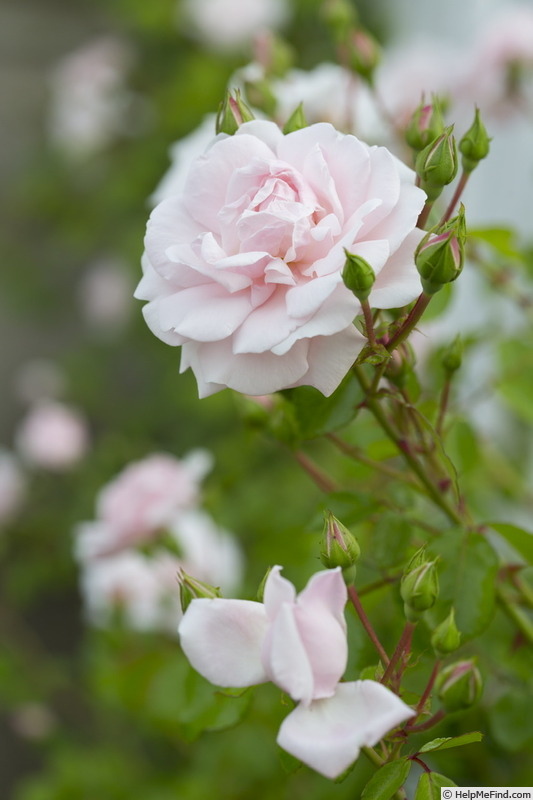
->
406 708 446 733
348 585 390 666
440 170 470 225
410 756 432 773
381 621 417 685
361 298 378 347
294 451 338 494
436 378 451 438
386 292 433 354
417 201 434 229
416 659 442 715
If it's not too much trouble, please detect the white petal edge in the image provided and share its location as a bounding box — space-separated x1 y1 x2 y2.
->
277 680 415 780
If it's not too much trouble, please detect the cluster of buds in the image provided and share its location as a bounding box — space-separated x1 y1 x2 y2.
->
436 659 483 711
216 90 255 135
320 511 361 585
415 206 466 295
342 249 375 302
400 546 439 619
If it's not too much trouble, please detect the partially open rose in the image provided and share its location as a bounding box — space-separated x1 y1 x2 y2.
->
136 121 425 397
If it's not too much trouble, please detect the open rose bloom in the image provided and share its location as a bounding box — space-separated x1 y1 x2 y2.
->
136 121 425 397
179 566 414 778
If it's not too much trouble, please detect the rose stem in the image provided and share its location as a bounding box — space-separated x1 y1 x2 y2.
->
327 433 424 492
361 299 378 347
440 170 470 225
381 621 417 685
436 378 451 438
352 366 464 527
417 201 434 229
293 451 339 493
348 584 391 666
406 708 445 733
385 292 433 354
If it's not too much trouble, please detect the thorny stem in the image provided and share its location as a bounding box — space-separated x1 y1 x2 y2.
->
348 584 390 666
294 451 339 493
440 170 470 224
381 621 416 685
385 293 433 354
352 366 464 527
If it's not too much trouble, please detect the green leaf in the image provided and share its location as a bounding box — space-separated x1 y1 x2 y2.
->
356 343 392 366
281 371 364 441
361 759 411 800
489 689 533 751
469 227 523 260
427 529 499 639
488 522 533 565
497 340 533 424
418 732 483 753
415 772 457 800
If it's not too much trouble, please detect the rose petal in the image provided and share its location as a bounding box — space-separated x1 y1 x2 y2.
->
178 598 269 687
277 681 415 779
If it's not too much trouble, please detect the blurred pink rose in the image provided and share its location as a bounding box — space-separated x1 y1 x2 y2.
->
136 121 425 397
179 566 413 778
75 450 213 558
182 0 289 50
15 402 89 471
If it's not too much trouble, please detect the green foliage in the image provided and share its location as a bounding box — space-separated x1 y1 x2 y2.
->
488 522 533 565
414 772 457 800
427 530 499 639
417 732 483 753
361 758 412 800
280 372 364 442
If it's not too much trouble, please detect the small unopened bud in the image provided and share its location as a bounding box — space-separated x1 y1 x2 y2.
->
441 336 463 374
254 31 294 78
431 608 462 656
459 108 491 173
321 511 361 584
257 566 273 602
416 126 458 201
436 659 482 712
400 546 439 612
216 89 255 135
405 96 445 152
178 569 221 613
342 249 375 302
283 103 308 134
322 0 357 42
346 29 381 84
415 207 466 295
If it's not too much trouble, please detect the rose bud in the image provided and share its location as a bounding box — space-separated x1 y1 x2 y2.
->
415 126 458 200
346 29 381 84
459 107 491 173
431 608 462 656
441 335 463 374
178 568 221 613
342 249 376 302
400 546 439 613
320 511 361 585
216 89 255 135
283 102 308 134
405 96 445 152
415 207 466 295
436 659 483 712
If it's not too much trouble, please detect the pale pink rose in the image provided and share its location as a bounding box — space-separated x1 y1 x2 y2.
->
0 450 26 525
48 36 136 159
136 120 425 397
178 566 413 777
80 550 182 632
75 450 213 559
15 402 89 471
78 258 134 333
181 0 289 50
